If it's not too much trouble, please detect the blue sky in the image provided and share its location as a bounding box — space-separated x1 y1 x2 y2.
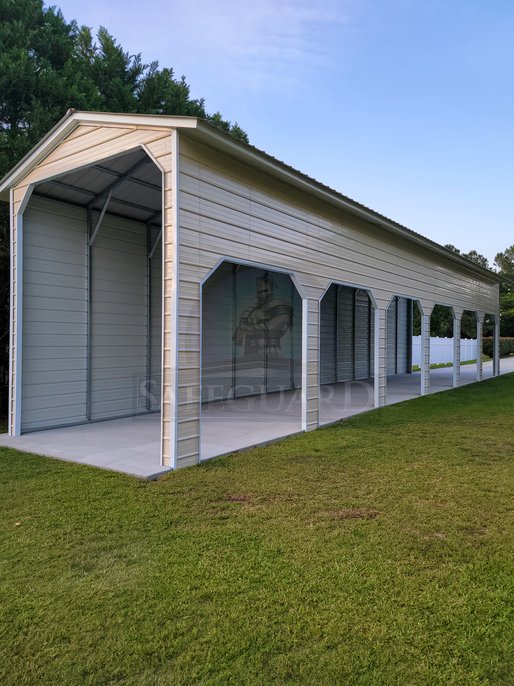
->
56 0 514 266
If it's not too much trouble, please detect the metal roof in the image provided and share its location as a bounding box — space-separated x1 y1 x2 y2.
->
31 147 162 227
0 109 499 282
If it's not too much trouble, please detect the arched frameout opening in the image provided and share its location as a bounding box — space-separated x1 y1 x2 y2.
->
482 314 495 379
384 295 416 404
200 261 303 459
318 283 375 424
19 147 163 470
427 304 454 392
460 310 479 385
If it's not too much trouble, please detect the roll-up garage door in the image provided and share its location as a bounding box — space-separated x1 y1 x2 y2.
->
90 215 147 420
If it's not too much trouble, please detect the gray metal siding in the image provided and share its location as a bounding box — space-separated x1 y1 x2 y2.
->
202 262 234 402
90 214 147 420
234 265 266 396
201 263 301 401
336 286 353 382
354 290 372 380
387 300 397 375
396 297 409 374
387 296 410 375
22 197 87 431
320 284 337 385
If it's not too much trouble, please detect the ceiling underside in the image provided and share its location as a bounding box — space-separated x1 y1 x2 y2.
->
33 148 162 227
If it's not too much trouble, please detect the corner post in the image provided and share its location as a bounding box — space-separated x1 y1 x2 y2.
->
302 296 320 431
373 306 387 407
452 309 463 388
476 313 484 381
420 307 432 396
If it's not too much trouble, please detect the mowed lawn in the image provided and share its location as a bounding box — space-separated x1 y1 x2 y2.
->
1 376 513 686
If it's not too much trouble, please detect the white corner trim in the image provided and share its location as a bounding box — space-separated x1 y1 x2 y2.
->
168 129 180 469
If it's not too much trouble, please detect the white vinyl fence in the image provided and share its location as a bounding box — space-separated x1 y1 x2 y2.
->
412 336 477 366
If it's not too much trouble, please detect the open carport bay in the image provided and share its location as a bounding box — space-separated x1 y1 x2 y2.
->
1 358 511 478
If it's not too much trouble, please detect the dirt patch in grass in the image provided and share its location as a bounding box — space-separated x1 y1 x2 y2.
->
323 507 380 520
225 494 251 502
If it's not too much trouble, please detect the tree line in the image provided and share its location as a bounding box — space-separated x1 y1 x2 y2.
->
0 0 248 407
0 1 512 411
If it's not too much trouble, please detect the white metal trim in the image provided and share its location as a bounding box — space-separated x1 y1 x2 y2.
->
320 279 378 310
8 189 14 434
140 142 166 173
158 163 166 466
168 129 180 469
373 307 383 408
13 212 23 435
301 298 309 431
199 255 308 299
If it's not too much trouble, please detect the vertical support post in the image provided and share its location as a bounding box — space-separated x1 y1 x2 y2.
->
406 299 413 374
420 310 431 395
453 314 461 388
373 306 387 407
395 296 399 374
86 207 92 421
10 200 23 436
146 223 151 412
167 130 180 468
476 313 484 381
302 297 320 431
493 314 501 376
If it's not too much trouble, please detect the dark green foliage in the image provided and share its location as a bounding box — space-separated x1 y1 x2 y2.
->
483 337 514 358
0 0 249 411
495 245 514 337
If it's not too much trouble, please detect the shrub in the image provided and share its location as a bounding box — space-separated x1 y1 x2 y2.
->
482 337 514 357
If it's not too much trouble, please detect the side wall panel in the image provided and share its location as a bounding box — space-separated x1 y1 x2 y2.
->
22 197 87 431
149 231 162 411
90 214 147 420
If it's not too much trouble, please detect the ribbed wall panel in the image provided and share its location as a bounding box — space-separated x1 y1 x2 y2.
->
21 197 87 431
320 284 337 384
90 214 147 420
355 290 372 380
337 287 353 382
201 263 301 401
149 228 162 410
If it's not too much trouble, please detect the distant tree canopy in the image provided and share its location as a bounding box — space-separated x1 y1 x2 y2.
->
0 0 249 401
494 245 514 336
0 0 248 179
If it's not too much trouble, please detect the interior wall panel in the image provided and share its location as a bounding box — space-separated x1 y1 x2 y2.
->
90 214 147 420
149 229 162 410
320 284 337 385
21 197 87 431
202 263 301 402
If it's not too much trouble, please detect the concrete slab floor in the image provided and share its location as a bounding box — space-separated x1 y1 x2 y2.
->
0 413 165 479
0 358 512 478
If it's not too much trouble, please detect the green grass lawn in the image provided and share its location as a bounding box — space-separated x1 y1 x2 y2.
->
1 376 513 685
